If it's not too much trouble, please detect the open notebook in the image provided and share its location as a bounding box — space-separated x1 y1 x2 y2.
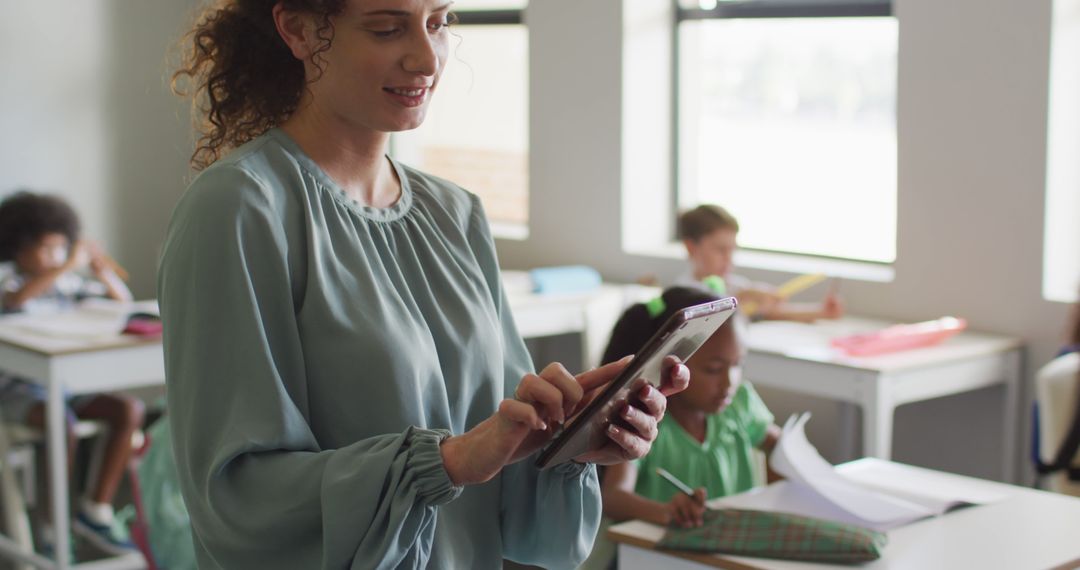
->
714 413 1010 531
1 299 159 341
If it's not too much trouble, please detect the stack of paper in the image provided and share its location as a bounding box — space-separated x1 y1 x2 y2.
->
715 413 1009 531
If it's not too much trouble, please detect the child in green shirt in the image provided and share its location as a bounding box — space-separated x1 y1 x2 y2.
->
600 287 782 529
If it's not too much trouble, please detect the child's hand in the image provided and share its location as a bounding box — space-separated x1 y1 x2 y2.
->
666 487 707 528
63 240 91 271
84 241 111 274
738 288 783 315
821 292 844 319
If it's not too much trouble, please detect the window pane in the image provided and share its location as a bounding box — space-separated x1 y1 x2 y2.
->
678 18 897 262
1044 0 1080 302
395 24 529 231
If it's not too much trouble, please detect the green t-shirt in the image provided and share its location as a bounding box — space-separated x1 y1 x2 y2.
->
635 381 773 502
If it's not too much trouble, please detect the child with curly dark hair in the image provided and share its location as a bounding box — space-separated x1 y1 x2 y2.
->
0 191 131 312
0 190 143 559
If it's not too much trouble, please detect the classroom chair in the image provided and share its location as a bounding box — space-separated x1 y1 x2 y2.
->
0 418 147 568
1034 353 1080 497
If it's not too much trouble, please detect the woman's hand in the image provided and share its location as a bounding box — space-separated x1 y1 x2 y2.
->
666 488 707 528
441 358 635 486
573 355 689 465
440 355 690 485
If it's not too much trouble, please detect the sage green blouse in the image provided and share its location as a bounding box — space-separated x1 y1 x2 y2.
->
158 129 600 569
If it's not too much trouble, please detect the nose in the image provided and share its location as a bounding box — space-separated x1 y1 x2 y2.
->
402 28 441 77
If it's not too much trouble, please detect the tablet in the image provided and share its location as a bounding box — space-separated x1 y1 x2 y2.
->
535 296 737 469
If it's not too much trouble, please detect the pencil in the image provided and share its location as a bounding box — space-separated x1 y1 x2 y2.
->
655 467 695 497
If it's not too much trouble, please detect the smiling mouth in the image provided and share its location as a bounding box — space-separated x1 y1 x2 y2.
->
385 87 427 97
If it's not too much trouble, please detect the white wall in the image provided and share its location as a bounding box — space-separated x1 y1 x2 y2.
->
501 0 1065 481
0 2 195 298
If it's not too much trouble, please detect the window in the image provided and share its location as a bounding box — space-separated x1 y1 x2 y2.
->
676 0 897 264
392 1 530 238
1044 0 1080 303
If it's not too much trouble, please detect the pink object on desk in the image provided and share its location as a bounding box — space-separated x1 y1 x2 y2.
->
831 317 967 356
123 317 162 337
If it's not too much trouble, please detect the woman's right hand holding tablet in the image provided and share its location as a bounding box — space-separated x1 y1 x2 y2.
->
440 358 631 486
440 355 690 486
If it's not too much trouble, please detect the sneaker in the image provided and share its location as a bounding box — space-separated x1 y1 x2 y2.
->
73 511 137 557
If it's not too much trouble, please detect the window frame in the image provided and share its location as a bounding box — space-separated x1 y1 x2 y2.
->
671 0 896 267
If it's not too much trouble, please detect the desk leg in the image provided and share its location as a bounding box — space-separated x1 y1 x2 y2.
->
861 374 894 459
46 380 70 569
1001 349 1020 483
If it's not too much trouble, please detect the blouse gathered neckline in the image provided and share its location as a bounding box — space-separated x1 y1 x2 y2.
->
267 127 414 223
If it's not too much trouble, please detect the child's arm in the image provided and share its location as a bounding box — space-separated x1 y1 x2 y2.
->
758 423 783 483
759 292 844 323
1 243 89 310
600 462 706 527
87 243 133 302
734 288 783 316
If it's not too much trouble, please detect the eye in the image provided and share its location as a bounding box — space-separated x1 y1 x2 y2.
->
428 12 458 32
371 28 403 38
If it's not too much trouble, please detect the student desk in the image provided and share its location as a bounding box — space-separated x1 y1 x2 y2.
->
506 284 650 369
609 458 1080 570
0 305 162 570
743 318 1023 481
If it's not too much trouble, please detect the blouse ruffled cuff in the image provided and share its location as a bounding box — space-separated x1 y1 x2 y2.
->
405 427 463 506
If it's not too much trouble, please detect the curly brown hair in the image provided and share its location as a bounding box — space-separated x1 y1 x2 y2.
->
172 0 345 170
0 191 81 263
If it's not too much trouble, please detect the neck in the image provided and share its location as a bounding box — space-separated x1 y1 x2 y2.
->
667 399 707 443
281 101 400 208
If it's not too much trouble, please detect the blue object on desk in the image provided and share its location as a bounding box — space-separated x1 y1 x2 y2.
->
529 265 602 294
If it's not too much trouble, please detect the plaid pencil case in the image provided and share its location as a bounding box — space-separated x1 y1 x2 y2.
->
658 508 888 564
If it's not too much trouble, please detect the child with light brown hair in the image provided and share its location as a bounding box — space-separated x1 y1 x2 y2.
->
676 204 843 323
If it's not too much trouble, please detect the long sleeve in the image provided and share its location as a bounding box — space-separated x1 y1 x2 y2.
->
158 165 462 569
464 194 603 568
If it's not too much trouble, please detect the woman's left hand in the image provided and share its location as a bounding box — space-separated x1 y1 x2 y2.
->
572 355 689 465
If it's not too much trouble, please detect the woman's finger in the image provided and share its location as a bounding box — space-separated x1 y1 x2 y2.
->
633 383 667 418
497 398 547 431
576 355 633 392
605 423 650 460
618 404 658 442
658 356 690 396
538 362 584 417
516 374 566 423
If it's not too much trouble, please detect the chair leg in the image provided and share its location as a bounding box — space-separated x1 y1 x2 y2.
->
1 431 36 570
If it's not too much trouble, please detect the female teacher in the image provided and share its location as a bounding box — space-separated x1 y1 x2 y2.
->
158 0 689 568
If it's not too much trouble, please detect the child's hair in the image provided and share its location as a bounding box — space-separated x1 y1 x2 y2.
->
677 204 740 242
0 191 81 263
602 287 733 365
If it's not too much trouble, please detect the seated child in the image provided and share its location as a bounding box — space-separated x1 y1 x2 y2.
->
599 287 782 529
676 204 843 323
0 190 143 557
1034 295 1080 497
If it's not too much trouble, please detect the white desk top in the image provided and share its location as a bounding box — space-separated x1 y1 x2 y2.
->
609 459 1080 570
745 317 1021 373
0 300 160 356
